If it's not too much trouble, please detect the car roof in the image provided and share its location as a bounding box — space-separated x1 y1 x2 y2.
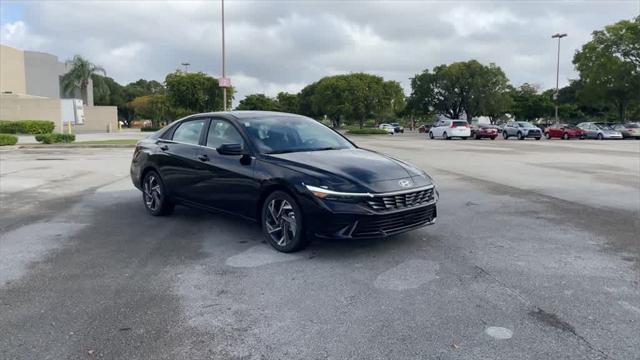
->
186 110 307 120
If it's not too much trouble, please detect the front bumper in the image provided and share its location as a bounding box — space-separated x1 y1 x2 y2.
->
301 194 437 239
523 130 542 138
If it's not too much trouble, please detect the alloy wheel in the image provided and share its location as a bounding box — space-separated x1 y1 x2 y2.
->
265 198 297 247
143 174 162 212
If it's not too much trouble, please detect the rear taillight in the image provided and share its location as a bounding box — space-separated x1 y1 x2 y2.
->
450 124 455 128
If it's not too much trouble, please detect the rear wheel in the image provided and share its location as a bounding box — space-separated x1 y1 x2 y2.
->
503 132 509 139
545 132 551 139
443 132 449 140
490 136 496 140
262 191 307 252
142 171 174 216
563 133 569 140
461 137 468 140
535 137 541 140
428 131 434 139
597 133 604 140
517 131 524 140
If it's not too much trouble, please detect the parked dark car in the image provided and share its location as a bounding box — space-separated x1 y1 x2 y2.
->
470 124 499 139
418 124 432 133
544 124 586 139
131 111 438 252
390 122 404 133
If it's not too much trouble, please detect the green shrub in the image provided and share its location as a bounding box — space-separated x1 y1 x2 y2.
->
0 120 55 134
141 126 162 132
0 133 18 146
346 128 390 135
35 133 76 144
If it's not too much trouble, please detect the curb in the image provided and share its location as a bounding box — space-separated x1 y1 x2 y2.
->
17 144 136 149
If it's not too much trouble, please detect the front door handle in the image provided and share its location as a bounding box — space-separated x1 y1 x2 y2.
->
197 154 209 162
159 144 169 151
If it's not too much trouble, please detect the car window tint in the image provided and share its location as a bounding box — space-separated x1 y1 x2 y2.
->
172 119 205 145
452 121 467 127
207 120 244 149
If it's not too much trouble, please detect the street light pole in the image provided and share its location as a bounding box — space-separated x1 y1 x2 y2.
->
181 62 190 73
221 0 226 111
551 33 567 124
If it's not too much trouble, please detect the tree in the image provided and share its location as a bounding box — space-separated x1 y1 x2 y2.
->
509 83 553 121
310 73 392 128
276 92 300 114
165 71 232 113
61 55 106 105
407 60 511 122
235 94 280 111
573 17 640 122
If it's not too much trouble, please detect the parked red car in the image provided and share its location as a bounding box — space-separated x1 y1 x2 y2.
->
471 124 499 139
544 124 585 140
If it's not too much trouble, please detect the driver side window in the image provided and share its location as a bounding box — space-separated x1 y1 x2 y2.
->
206 119 244 149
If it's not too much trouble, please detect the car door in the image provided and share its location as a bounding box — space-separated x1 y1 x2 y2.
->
191 118 260 219
157 118 208 201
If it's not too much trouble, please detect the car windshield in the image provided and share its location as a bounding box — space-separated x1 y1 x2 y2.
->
517 122 534 128
595 123 613 130
391 123 400 126
624 123 639 128
242 116 354 154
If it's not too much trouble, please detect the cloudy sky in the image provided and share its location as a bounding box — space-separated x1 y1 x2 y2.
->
1 0 638 105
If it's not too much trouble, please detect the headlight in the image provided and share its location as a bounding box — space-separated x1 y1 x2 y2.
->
305 185 371 202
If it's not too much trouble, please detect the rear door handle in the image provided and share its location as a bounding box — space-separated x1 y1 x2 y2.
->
159 144 169 151
197 154 209 162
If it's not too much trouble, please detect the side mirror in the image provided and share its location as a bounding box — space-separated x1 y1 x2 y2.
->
217 143 244 156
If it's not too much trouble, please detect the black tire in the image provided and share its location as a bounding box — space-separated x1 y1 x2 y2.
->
563 133 569 140
490 136 496 140
517 131 524 140
580 136 585 140
461 137 468 140
443 132 449 140
503 131 509 140
261 191 307 252
597 133 604 140
429 131 434 139
535 137 541 140
475 134 481 140
142 170 174 216
545 132 551 139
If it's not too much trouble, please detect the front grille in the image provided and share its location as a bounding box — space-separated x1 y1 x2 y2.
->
353 204 436 238
364 187 434 210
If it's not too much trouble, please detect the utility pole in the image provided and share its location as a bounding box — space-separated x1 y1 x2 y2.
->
181 62 190 73
551 33 567 124
221 0 227 111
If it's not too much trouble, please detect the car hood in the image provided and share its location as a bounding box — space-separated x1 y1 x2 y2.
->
265 148 431 193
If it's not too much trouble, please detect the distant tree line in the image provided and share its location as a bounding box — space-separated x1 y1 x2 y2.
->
91 71 233 127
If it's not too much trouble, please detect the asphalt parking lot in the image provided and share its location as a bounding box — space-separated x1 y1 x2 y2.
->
1 134 639 359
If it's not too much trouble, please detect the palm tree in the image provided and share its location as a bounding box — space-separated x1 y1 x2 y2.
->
61 55 106 105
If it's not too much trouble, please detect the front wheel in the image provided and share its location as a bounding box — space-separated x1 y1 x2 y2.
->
443 132 450 140
142 171 174 216
517 132 524 140
490 136 496 140
503 132 509 140
262 191 307 252
563 133 569 140
429 132 434 139
597 133 604 140
545 132 551 139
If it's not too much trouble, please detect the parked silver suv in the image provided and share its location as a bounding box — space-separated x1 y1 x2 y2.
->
502 121 542 140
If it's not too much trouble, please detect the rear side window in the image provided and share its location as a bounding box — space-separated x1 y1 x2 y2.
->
452 121 467 127
172 119 206 145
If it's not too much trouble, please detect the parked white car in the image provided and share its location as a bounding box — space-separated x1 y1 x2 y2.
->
378 123 395 134
428 119 471 140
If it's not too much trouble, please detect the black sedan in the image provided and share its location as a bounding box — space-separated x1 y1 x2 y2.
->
131 111 438 252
